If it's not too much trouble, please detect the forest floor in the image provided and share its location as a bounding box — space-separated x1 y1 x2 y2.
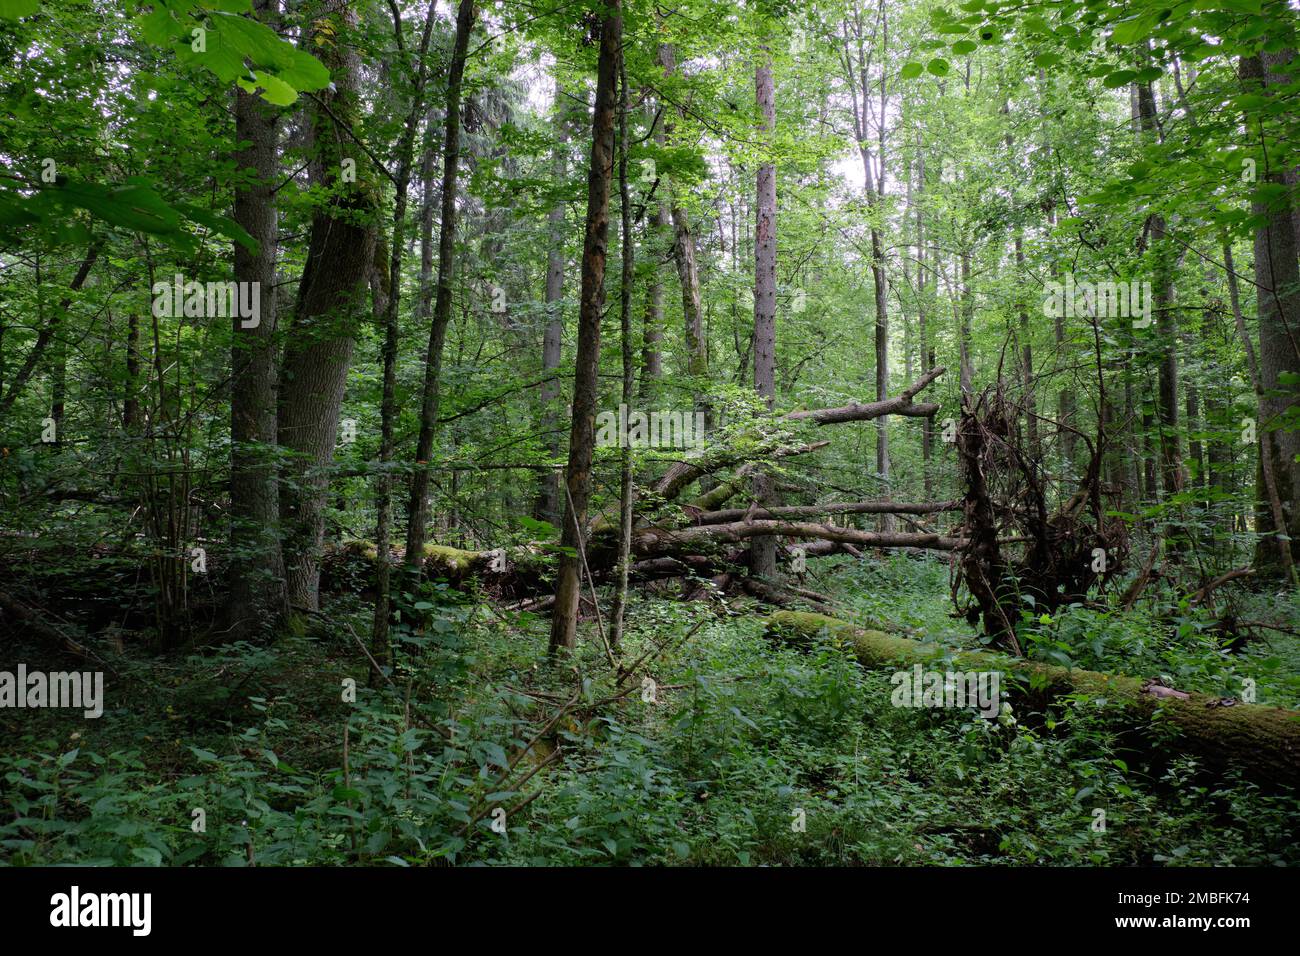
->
4 554 1299 866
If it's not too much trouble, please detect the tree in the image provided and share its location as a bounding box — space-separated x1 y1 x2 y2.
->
406 0 477 568
277 2 379 613
549 0 622 655
750 44 778 579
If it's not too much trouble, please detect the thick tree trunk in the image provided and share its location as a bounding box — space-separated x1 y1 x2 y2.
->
1225 240 1298 585
1241 51 1300 575
639 97 667 398
278 3 379 612
228 0 287 635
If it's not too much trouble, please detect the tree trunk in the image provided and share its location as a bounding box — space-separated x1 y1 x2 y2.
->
769 611 1300 790
371 0 439 670
608 51 636 652
278 2 378 612
656 43 709 422
1241 51 1300 575
750 51 778 579
1137 79 1182 500
549 0 620 655
228 0 286 635
1225 239 1298 586
405 0 476 567
535 93 569 526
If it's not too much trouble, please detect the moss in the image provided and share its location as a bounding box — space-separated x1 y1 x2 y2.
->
767 611 1300 790
421 543 481 571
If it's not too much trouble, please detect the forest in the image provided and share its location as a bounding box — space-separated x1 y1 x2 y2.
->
0 0 1298 871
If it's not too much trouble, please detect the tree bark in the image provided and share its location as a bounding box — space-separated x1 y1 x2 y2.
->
535 91 569 526
656 43 709 422
549 0 621 655
609 49 636 651
405 0 476 567
371 0 439 669
277 2 379 612
750 51 778 579
228 0 287 636
1241 51 1300 575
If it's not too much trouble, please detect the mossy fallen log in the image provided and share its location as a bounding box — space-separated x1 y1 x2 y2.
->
322 540 553 598
766 611 1300 790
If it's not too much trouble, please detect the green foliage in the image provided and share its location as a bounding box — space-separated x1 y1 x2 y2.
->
5 590 1297 867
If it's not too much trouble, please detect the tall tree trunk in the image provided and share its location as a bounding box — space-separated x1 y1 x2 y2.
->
535 95 569 526
639 202 668 396
405 0 476 566
549 0 621 654
918 146 933 498
1137 79 1182 500
1241 51 1300 575
371 0 439 671
750 51 778 579
123 311 141 432
228 0 287 635
1015 231 1037 458
959 251 973 397
639 100 668 399
841 4 892 525
656 43 709 422
278 2 379 612
609 49 636 651
1225 239 1298 586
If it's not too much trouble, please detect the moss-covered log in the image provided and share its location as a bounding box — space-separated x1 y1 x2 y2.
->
322 540 553 598
767 611 1300 790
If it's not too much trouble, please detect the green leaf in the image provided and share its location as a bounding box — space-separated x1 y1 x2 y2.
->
1103 70 1138 89
0 0 39 19
52 180 181 235
900 62 925 79
132 847 164 866
1110 16 1156 45
178 203 257 252
952 40 978 55
927 58 951 76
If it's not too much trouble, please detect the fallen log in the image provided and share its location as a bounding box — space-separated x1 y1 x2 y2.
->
693 499 960 525
653 440 828 502
785 365 945 425
634 519 965 556
766 611 1300 790
652 367 945 502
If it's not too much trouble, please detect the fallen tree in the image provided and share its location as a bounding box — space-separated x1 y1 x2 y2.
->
321 368 958 601
632 519 964 556
952 384 1127 653
767 610 1300 791
651 367 945 504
